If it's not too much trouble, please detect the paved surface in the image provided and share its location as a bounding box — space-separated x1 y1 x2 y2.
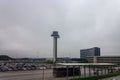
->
0 69 66 80
102 76 120 80
0 68 114 80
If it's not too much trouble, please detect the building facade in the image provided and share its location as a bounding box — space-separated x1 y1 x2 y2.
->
87 56 120 63
80 47 100 59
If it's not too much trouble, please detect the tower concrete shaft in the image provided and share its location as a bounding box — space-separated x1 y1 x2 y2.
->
53 37 57 63
51 31 59 63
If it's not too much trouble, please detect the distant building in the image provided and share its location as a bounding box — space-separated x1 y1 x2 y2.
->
87 56 120 63
57 57 72 63
15 58 46 63
80 47 100 59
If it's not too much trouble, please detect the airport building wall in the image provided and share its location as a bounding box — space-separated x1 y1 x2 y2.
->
87 56 120 63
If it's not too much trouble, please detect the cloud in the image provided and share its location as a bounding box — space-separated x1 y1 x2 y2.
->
0 0 120 58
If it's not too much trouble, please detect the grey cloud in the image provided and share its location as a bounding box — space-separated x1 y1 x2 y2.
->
0 0 120 58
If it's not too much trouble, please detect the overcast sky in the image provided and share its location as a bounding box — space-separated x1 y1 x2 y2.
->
0 0 120 58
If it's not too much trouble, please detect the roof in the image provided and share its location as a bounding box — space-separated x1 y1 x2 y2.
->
80 47 100 51
87 56 120 58
57 63 115 66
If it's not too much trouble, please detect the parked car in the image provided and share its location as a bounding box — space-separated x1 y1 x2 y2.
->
0 66 9 72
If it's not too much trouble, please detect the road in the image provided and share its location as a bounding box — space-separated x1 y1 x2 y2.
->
0 69 53 80
0 68 113 80
0 69 67 80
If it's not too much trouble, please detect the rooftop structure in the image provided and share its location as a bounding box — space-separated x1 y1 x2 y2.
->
53 63 116 78
57 63 115 66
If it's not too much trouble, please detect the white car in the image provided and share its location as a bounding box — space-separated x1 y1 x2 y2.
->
38 66 47 70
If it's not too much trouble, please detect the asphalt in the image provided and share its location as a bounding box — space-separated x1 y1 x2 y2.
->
0 69 67 80
0 68 119 80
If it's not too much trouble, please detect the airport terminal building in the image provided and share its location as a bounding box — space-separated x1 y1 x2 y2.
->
87 56 120 63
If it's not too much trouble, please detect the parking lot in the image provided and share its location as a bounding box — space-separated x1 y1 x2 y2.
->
0 63 51 72
0 62 65 80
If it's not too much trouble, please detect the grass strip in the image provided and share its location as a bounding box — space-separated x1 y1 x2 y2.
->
70 72 120 80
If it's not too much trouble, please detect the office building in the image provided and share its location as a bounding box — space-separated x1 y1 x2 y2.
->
80 47 100 59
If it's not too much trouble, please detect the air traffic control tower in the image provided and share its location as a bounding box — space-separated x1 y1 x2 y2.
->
51 31 60 63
